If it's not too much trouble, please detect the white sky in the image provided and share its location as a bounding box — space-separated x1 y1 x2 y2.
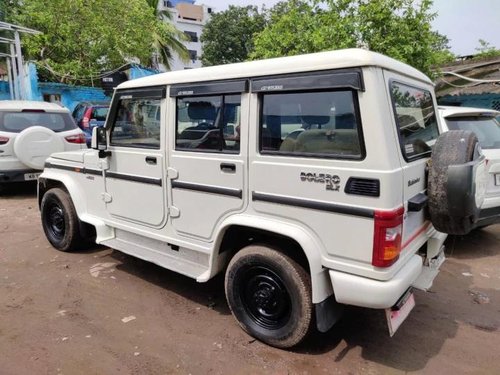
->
197 0 500 56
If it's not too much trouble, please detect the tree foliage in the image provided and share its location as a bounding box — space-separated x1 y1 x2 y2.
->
474 39 500 59
201 5 266 66
8 0 186 84
144 0 188 70
251 0 453 77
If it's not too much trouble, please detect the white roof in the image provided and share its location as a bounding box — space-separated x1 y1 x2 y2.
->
0 100 69 113
119 48 432 90
438 105 500 118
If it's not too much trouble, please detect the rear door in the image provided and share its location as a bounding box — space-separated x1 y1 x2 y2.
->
104 87 166 227
168 81 248 240
384 72 441 252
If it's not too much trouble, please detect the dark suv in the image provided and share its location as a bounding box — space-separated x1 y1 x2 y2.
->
72 101 110 146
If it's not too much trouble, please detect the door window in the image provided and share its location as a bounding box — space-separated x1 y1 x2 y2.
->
390 81 439 160
176 94 241 153
110 98 161 149
259 90 364 159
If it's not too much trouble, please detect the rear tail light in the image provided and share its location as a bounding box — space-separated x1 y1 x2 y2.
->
82 108 92 129
372 207 404 267
0 136 9 145
65 133 86 144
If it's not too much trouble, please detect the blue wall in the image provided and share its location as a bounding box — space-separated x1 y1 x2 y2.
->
0 81 10 100
0 63 159 110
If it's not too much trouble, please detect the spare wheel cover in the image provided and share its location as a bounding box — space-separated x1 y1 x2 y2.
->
13 126 65 170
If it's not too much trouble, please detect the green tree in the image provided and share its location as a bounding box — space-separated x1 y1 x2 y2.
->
201 5 266 66
474 39 500 59
145 0 188 70
8 0 186 84
251 0 453 77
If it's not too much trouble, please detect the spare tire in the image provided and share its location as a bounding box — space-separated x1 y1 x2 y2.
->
428 130 486 235
13 126 65 170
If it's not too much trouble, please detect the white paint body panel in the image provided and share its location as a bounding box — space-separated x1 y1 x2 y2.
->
39 49 444 309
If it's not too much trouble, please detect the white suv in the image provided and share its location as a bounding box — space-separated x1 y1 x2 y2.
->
438 105 500 227
0 101 86 190
38 49 486 348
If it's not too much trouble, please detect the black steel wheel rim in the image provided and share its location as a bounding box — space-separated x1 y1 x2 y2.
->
239 265 292 330
46 201 65 240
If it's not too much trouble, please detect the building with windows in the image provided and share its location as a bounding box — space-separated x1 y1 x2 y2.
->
158 0 213 71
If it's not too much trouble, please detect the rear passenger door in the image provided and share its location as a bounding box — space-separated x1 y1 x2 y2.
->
168 81 248 240
248 71 377 263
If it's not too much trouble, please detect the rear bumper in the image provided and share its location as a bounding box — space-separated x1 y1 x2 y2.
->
476 205 500 227
0 169 40 183
329 255 424 309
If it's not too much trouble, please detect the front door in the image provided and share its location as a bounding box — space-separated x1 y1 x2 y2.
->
104 87 167 228
167 81 248 240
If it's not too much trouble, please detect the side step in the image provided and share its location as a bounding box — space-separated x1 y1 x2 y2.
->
100 230 209 280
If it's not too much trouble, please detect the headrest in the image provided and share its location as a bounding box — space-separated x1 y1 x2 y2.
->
187 101 216 121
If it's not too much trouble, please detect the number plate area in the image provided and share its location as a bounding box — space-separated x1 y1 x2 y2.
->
385 289 416 337
24 172 41 181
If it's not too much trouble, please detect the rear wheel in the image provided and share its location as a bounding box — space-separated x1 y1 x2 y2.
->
41 188 88 252
225 245 312 348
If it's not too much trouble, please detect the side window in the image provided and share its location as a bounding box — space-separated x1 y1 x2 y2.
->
259 90 363 159
390 81 439 160
176 94 241 152
110 97 161 149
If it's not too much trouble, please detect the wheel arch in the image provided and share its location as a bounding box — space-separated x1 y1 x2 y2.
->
212 216 333 304
38 171 87 217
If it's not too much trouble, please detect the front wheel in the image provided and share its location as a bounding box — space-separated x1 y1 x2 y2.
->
225 245 313 348
41 188 86 252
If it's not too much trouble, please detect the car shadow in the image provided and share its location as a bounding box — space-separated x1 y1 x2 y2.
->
110 250 231 316
0 182 37 198
104 245 498 372
445 225 500 260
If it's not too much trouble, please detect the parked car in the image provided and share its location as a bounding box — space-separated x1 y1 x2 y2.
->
438 105 500 227
39 49 487 348
72 101 110 146
0 100 86 192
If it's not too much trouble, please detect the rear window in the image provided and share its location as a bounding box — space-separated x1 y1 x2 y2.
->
259 90 364 159
91 107 109 121
445 116 500 149
0 111 76 133
390 81 439 160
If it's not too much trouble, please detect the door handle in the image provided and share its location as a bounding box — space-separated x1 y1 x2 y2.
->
220 163 236 173
145 156 157 165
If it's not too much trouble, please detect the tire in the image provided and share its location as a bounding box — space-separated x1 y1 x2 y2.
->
428 130 482 235
225 245 313 348
40 188 87 252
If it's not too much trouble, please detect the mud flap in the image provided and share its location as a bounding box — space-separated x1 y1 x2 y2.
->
315 294 344 333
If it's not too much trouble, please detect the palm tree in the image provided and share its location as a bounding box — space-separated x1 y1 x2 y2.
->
145 0 189 70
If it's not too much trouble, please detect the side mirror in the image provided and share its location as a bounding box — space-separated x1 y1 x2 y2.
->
91 127 111 158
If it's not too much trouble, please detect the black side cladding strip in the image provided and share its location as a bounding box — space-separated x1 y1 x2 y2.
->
252 192 374 218
105 171 162 186
45 162 102 176
44 162 161 186
172 180 242 198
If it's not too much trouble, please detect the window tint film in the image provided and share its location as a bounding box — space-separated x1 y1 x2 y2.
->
260 90 363 158
176 94 241 152
445 116 500 149
110 98 161 149
0 112 76 132
390 82 439 159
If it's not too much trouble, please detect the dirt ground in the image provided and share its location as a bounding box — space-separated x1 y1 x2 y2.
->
1 184 499 375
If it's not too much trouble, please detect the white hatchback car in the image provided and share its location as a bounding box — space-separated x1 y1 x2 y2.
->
0 101 86 190
438 105 500 227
